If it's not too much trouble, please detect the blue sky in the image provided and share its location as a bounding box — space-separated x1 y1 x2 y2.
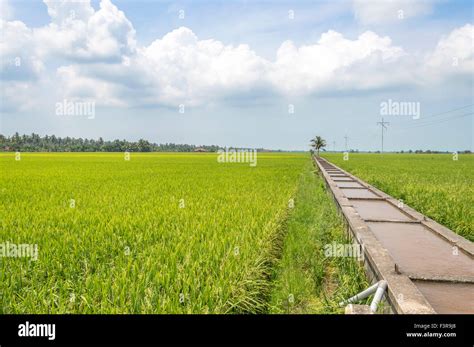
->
1 0 473 151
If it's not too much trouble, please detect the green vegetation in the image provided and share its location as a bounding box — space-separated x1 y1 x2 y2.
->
322 153 474 241
0 133 222 152
0 152 370 314
0 152 308 313
2 151 471 314
269 160 368 313
310 136 327 156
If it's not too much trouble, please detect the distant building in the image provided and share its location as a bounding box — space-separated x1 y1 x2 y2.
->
194 147 207 152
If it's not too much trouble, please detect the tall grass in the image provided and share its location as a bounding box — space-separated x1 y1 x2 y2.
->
322 153 473 242
269 160 368 313
0 152 372 314
0 152 307 313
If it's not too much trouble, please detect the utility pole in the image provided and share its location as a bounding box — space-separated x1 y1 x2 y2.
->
377 118 390 153
333 141 336 152
344 135 349 151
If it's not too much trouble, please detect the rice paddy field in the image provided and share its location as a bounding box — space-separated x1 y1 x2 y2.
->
322 153 474 242
0 152 368 314
2 151 472 314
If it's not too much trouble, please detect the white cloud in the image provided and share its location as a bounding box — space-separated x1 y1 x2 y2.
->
52 27 270 107
353 0 433 24
425 24 474 76
140 27 270 105
55 27 412 106
43 0 94 23
269 30 407 95
35 0 136 63
56 65 127 106
1 0 136 111
0 18 44 112
0 0 472 112
0 0 13 21
0 20 44 81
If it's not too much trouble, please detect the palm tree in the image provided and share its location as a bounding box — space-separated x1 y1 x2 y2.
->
310 136 326 156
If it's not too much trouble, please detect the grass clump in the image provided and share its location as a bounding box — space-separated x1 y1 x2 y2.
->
269 160 368 313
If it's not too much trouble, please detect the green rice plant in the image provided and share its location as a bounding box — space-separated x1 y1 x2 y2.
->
0 152 308 313
322 153 474 241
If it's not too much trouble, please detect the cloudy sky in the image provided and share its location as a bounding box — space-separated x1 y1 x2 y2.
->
0 0 472 151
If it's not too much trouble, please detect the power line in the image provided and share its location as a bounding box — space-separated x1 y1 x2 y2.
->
396 104 474 128
404 112 473 129
419 104 473 120
399 114 465 128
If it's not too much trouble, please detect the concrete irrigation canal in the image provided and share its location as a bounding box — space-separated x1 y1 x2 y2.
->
314 156 474 314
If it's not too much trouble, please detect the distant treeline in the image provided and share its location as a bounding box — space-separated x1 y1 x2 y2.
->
1 133 222 152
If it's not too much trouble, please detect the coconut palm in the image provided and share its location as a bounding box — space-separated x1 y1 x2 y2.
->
310 136 326 156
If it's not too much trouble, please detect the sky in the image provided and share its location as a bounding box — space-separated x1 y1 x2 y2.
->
0 0 473 151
